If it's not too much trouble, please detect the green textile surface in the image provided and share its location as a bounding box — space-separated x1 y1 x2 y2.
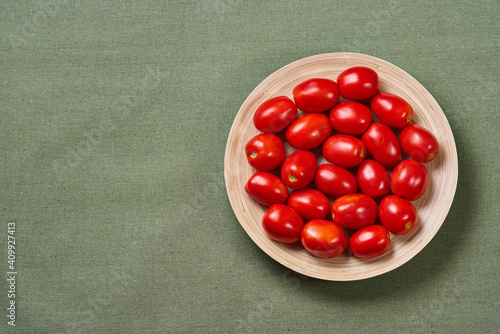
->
1 1 499 333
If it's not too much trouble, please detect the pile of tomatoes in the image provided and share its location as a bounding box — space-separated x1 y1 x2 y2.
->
244 66 439 259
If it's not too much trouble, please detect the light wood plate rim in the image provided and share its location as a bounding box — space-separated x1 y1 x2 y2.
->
224 53 458 281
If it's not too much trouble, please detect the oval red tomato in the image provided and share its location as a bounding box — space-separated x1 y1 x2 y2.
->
245 133 286 171
329 101 373 135
400 124 439 163
379 195 417 235
262 204 304 243
281 150 317 189
286 113 332 150
314 164 357 198
243 68 441 258
253 96 298 133
245 171 288 206
322 135 366 168
357 159 390 198
292 78 340 112
331 194 378 230
287 188 331 222
391 160 428 201
349 225 391 258
370 92 413 128
301 219 347 258
361 122 402 167
337 66 380 100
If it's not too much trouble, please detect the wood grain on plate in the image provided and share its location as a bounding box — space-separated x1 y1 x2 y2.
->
224 53 458 281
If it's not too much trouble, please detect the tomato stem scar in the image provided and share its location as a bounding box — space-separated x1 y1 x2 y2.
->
250 151 257 158
288 174 297 182
407 112 413 123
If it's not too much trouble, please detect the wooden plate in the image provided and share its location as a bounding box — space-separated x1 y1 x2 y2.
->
224 53 458 281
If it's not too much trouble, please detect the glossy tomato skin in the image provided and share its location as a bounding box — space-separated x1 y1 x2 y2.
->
370 92 413 128
400 124 439 163
301 219 348 258
349 225 391 258
245 133 286 171
361 122 402 167
262 204 304 243
281 150 317 189
322 135 366 168
379 195 417 235
253 96 298 133
331 194 378 230
391 160 428 201
287 188 331 222
293 78 340 112
245 172 288 206
329 102 373 135
286 113 332 150
337 66 380 100
357 159 390 198
314 164 357 198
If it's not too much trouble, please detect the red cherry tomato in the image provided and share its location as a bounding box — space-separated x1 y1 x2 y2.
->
287 188 331 222
337 66 380 100
391 160 428 201
292 78 340 112
329 101 373 135
370 92 413 128
331 194 378 230
379 195 417 235
245 133 286 171
281 150 317 189
361 122 402 167
322 135 366 168
286 113 332 150
349 225 391 258
357 159 390 198
253 96 298 133
262 204 304 243
314 164 357 198
245 171 289 206
301 219 347 258
400 124 439 163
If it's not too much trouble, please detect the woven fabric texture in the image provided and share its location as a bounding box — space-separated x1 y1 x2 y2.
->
1 1 498 333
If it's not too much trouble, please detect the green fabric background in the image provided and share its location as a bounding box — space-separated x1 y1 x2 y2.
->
1 0 499 333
